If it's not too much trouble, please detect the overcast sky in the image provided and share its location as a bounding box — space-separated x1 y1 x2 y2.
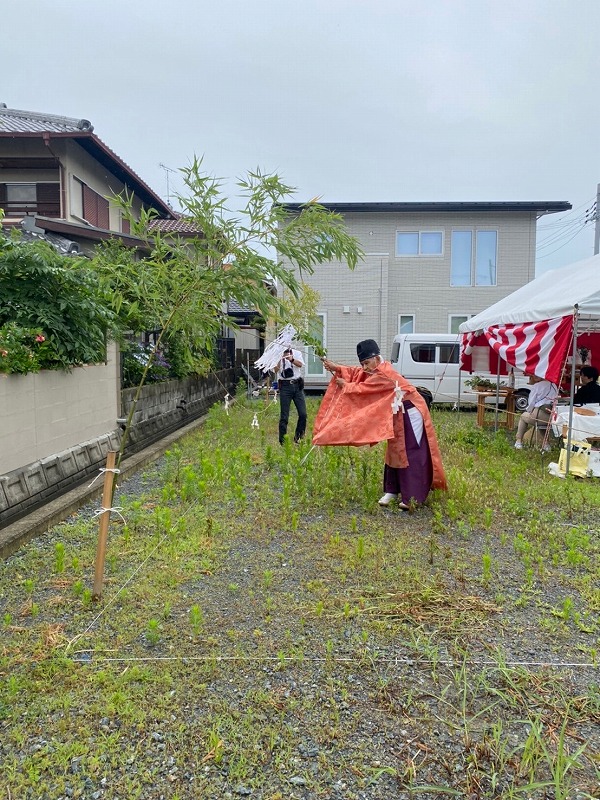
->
4 0 599 273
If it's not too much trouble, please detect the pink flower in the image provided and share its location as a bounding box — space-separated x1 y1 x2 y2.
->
0 349 7 357
35 335 45 343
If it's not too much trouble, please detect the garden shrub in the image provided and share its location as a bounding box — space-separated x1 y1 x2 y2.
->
0 232 115 373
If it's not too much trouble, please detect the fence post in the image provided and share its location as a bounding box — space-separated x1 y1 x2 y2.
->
92 451 117 600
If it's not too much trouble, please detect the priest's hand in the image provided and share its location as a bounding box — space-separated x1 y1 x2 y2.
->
323 358 339 373
335 377 346 388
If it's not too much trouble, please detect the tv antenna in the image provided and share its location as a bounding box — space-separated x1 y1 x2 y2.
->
158 163 177 206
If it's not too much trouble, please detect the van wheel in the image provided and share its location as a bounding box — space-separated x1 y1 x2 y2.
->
514 390 529 413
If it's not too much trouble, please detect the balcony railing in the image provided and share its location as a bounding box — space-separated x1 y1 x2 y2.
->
0 201 61 218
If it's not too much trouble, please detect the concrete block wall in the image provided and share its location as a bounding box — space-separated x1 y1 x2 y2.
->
0 368 236 531
120 369 234 427
0 341 120 475
0 432 121 525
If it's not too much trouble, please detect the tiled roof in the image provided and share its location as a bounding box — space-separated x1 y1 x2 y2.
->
228 299 259 315
148 218 202 235
0 105 173 218
0 104 93 133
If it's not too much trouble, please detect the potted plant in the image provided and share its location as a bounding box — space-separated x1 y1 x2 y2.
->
464 375 507 392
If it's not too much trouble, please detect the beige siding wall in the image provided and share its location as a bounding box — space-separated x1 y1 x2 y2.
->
63 140 144 230
280 209 537 370
0 342 119 474
0 137 144 230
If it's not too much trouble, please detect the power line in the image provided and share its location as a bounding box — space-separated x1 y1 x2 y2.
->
536 216 589 249
538 195 596 229
536 222 589 259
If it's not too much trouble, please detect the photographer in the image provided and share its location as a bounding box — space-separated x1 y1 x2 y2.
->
274 347 307 444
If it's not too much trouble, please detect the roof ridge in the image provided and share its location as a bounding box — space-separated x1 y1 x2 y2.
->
0 105 93 132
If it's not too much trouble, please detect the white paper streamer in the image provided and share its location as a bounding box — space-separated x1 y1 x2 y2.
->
391 382 405 414
254 324 297 373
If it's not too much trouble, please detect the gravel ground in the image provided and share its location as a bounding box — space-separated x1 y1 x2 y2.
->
1 407 599 800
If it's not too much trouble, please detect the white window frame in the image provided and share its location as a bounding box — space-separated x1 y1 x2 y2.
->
448 314 473 334
450 229 498 286
475 229 498 287
397 313 415 334
70 175 84 220
395 230 444 258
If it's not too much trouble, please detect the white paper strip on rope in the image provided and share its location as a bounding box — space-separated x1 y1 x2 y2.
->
254 324 297 373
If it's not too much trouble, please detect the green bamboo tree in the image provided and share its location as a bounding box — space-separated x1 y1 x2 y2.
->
92 160 364 466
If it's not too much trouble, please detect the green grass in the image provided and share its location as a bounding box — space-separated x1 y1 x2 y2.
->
1 398 599 799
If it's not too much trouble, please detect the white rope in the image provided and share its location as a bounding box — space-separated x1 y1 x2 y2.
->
69 653 600 669
92 506 126 523
65 499 202 653
254 324 297 373
88 467 121 488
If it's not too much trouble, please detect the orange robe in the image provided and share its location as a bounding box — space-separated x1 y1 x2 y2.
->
312 361 447 491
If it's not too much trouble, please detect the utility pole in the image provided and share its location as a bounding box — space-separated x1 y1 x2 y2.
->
595 183 600 255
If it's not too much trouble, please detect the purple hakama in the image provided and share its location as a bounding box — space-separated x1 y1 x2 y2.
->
383 400 433 505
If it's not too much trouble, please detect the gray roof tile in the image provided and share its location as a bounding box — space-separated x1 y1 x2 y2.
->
0 104 93 133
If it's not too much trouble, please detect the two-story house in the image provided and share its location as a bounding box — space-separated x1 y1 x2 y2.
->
0 104 250 364
278 201 571 388
0 103 185 253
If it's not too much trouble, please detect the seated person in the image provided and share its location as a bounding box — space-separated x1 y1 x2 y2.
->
573 365 600 405
514 374 558 451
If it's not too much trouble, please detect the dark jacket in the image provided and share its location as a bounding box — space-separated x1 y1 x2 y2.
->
573 380 600 405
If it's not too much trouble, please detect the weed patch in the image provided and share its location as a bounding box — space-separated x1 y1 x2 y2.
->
1 401 599 799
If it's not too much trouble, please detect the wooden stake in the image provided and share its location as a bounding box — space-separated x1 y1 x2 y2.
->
92 451 117 600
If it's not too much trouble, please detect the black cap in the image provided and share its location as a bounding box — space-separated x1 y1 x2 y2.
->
356 339 380 362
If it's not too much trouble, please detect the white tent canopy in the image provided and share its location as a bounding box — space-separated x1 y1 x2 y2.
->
459 253 600 333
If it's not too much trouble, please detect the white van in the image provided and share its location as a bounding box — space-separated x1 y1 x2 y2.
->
390 333 531 411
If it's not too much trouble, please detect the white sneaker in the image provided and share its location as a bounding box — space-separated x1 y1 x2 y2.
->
378 492 398 506
514 441 523 450
541 445 552 453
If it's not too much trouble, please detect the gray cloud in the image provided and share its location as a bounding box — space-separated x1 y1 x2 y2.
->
4 0 599 272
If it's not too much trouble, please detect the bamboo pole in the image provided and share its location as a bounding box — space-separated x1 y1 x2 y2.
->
92 451 117 600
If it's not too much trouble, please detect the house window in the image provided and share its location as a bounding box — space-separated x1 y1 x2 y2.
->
476 231 497 286
398 314 415 334
305 313 326 376
451 230 497 286
0 183 60 217
449 315 470 334
71 176 109 229
6 183 36 210
396 231 443 257
450 231 472 286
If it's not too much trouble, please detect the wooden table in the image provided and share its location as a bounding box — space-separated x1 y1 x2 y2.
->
473 390 516 430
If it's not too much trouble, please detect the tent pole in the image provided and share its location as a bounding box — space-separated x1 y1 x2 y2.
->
493 362 501 431
565 307 579 476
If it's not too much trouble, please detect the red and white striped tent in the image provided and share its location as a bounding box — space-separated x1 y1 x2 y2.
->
458 253 600 384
